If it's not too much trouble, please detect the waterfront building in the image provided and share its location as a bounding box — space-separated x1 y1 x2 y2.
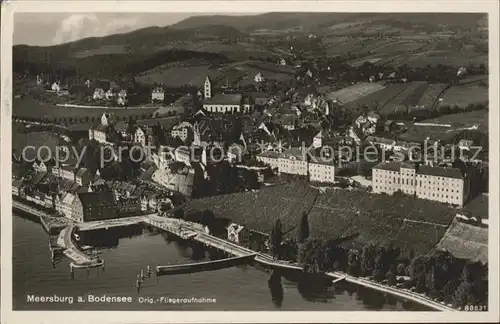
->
12 179 23 196
117 197 141 214
372 161 470 206
227 223 250 245
56 192 77 220
73 191 117 222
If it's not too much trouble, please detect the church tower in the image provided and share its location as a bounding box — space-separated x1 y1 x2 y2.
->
204 76 212 99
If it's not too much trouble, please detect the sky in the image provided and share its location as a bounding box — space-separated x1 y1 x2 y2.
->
13 13 252 46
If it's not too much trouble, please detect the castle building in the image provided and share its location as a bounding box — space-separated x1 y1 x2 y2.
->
372 161 470 206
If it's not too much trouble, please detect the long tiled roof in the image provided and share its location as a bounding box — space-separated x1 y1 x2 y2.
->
204 93 242 105
78 191 116 208
373 161 402 172
418 165 464 179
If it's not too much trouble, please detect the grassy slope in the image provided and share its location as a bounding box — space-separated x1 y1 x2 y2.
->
439 83 489 107
13 98 157 120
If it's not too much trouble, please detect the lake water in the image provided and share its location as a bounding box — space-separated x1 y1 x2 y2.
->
12 214 431 311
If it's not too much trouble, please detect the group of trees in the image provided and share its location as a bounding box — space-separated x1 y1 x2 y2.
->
192 161 261 198
266 211 488 309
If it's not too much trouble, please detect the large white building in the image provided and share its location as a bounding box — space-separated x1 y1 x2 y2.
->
372 161 470 206
256 151 281 170
257 148 336 183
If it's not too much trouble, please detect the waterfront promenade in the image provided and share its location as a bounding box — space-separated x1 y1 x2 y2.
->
13 200 457 311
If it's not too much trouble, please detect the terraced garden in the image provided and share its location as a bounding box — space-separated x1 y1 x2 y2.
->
181 182 457 256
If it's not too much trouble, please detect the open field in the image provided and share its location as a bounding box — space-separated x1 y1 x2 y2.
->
415 83 449 110
342 83 407 113
430 219 487 263
13 98 157 121
182 181 457 255
420 110 488 128
135 65 216 87
74 45 130 58
458 75 488 85
403 50 488 68
326 82 386 104
398 110 488 142
380 82 428 115
371 40 426 54
398 126 460 143
439 83 488 108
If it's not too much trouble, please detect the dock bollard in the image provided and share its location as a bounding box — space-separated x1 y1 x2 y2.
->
70 265 74 279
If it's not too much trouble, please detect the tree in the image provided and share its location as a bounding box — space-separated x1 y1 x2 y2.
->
173 208 185 219
453 280 475 308
360 244 377 277
347 249 361 276
269 218 283 259
372 245 387 282
426 264 439 298
387 263 397 287
409 256 428 293
297 212 310 244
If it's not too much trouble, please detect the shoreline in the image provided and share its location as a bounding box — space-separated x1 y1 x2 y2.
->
12 200 455 311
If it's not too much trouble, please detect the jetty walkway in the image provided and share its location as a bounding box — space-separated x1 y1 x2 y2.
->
58 223 103 268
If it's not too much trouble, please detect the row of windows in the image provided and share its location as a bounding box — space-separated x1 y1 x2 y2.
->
419 192 460 201
205 105 241 112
